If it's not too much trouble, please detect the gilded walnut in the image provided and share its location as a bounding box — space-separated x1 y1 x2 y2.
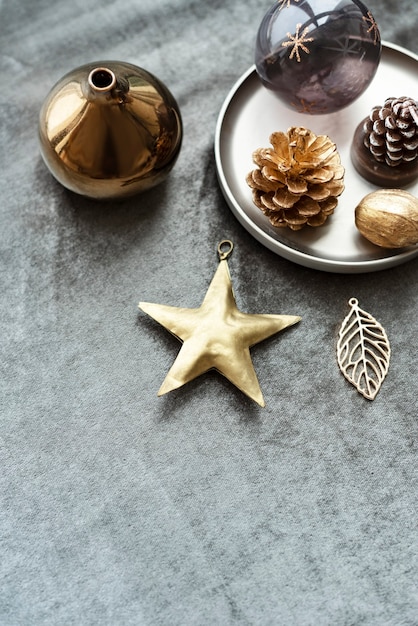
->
355 189 418 248
246 127 345 230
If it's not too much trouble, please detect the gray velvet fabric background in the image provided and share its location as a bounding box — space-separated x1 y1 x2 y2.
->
1 1 418 624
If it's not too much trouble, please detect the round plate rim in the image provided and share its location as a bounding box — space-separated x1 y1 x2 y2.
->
214 41 418 273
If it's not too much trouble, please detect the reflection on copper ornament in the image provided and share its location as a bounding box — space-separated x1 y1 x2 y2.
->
39 61 183 199
139 241 301 407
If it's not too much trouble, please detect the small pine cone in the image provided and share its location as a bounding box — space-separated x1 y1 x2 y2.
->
363 96 418 167
246 127 345 231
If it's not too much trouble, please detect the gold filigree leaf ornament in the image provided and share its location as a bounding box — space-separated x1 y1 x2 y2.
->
337 298 390 400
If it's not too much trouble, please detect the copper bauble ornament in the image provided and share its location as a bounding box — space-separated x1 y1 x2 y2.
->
39 61 183 199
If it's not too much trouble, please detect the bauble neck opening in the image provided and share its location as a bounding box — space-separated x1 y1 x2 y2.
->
88 67 116 93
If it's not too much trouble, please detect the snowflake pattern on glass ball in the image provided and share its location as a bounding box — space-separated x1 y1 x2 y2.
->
255 0 382 114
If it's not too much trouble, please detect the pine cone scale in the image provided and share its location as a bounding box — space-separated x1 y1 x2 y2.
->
296 197 321 217
273 188 299 209
286 178 308 194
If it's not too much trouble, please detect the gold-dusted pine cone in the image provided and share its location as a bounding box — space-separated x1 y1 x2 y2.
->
246 127 345 230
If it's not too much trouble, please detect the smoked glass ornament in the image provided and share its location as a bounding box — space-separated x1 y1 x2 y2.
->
39 61 182 200
255 0 382 115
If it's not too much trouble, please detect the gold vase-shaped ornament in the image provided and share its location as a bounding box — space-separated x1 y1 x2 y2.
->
39 61 183 199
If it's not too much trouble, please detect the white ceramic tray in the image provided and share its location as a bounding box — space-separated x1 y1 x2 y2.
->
215 43 418 273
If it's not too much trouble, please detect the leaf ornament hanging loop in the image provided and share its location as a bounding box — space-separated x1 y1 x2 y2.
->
337 298 391 400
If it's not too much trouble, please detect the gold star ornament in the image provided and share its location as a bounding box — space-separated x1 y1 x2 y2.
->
139 241 301 407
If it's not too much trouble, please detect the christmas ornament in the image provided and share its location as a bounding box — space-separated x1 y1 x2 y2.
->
355 189 418 248
337 298 390 400
139 240 301 407
255 0 381 114
39 61 182 200
246 127 345 230
351 96 418 186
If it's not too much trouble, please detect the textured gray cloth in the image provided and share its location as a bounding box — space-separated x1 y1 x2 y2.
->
1 1 418 624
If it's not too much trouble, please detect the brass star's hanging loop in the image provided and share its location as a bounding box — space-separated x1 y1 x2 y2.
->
139 240 301 406
217 239 234 261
